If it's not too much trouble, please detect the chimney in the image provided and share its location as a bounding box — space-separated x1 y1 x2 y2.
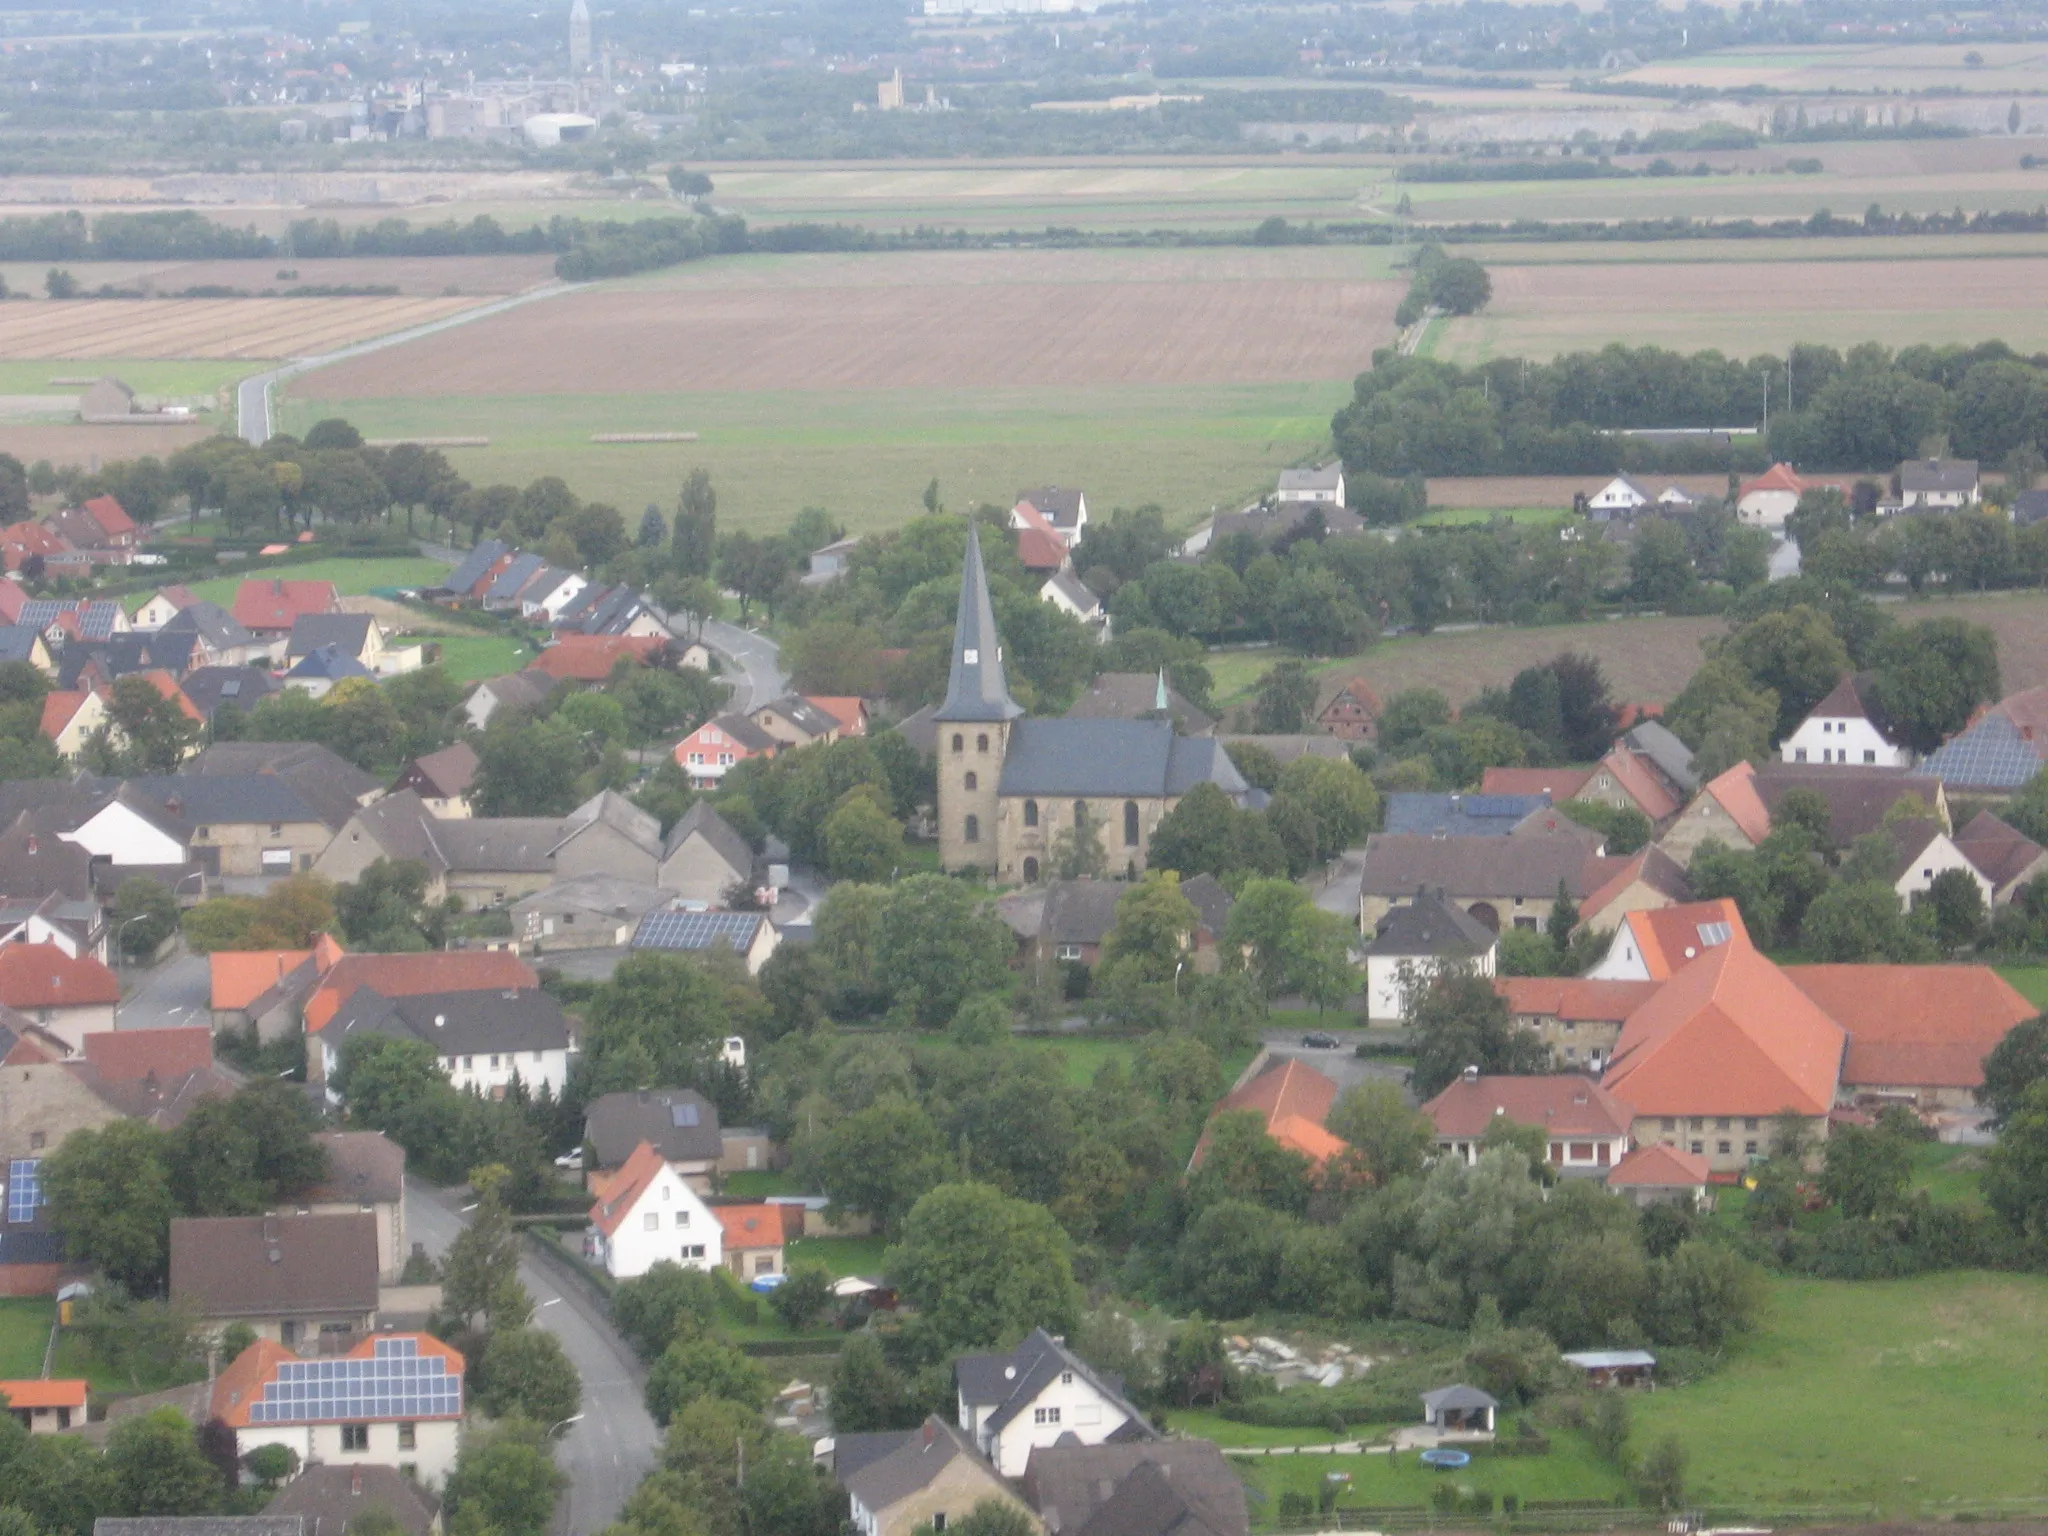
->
24 836 34 856
1462 1064 1479 1083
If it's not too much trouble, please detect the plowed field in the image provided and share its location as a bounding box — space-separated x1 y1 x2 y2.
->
0 296 483 360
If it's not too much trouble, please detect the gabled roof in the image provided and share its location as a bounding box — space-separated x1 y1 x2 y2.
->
0 807 99 902
124 773 323 831
755 694 840 739
1365 889 1498 958
1615 898 1746 980
1498 975 1663 1022
1024 1440 1249 1536
936 525 1023 725
566 788 662 859
187 742 382 830
1953 810 2047 891
662 800 754 874
164 600 261 654
585 1088 722 1168
1314 673 1384 719
210 1332 463 1430
264 1463 441 1536
1698 761 1772 845
510 873 666 927
1900 458 1978 493
1014 504 1068 573
1018 487 1086 528
1181 872 1233 938
1039 879 1126 946
532 633 663 681
845 1417 1008 1518
233 579 339 632
326 985 574 1060
402 741 480 801
957 1328 1153 1442
180 666 281 720
79 494 137 540
1606 1142 1711 1188
1805 672 1904 745
1785 963 2035 1091
0 1378 87 1410
1626 720 1698 794
1752 762 1945 846
486 552 545 602
1042 569 1101 615
0 942 119 1009
631 906 769 955
1422 1073 1633 1140
1739 463 1806 497
303 1131 407 1206
1065 674 1214 736
0 627 45 666
39 688 96 741
82 1026 213 1081
715 1203 796 1250
1358 832 1604 902
1578 845 1693 926
474 669 561 718
305 951 538 1033
1480 766 1595 801
1922 697 2048 793
287 645 374 683
1602 936 1845 1116
1279 464 1344 493
1192 1057 1341 1170
589 1141 672 1237
1598 744 1681 823
1422 1384 1498 1412
286 613 373 663
1384 792 1548 838
685 713 780 754
998 719 1247 800
440 539 508 597
170 1213 379 1320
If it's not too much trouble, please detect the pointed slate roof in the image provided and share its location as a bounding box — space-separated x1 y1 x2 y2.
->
935 524 1021 724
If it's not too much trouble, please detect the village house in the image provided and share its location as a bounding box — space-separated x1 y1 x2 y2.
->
1011 487 1089 548
209 937 346 1040
1422 1069 1634 1174
1736 463 1809 528
584 1088 725 1189
805 535 861 585
38 689 108 759
0 1379 87 1433
1190 1058 1346 1173
211 1333 465 1487
1577 846 1695 936
48 495 140 564
316 986 576 1101
1313 674 1383 741
1882 818 1990 911
673 713 780 790
956 1328 1154 1476
390 743 480 819
1952 811 2048 904
511 874 668 953
997 879 1126 971
0 944 119 1051
287 614 422 679
1276 464 1346 506
1589 899 1746 982
1782 673 1911 768
463 669 560 731
170 1212 381 1347
121 773 334 879
1022 1440 1248 1536
300 1132 409 1283
715 1202 796 1281
587 1141 723 1280
750 694 847 750
1756 762 1949 845
1363 889 1498 1023
283 646 376 699
630 906 780 974
162 601 277 671
1587 474 1653 515
180 667 282 724
1657 760 1773 866
1038 569 1104 628
1498 975 1669 1073
301 951 537 1037
132 587 198 631
233 579 342 637
840 1416 1034 1536
658 802 755 904
265 1463 443 1536
1898 457 1980 510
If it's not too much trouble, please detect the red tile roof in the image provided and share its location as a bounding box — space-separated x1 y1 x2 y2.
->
211 1333 464 1429
38 689 94 741
306 951 537 1033
1578 846 1692 928
1270 1114 1349 1166
716 1202 796 1250
211 949 314 1011
1954 811 2048 892
1422 1074 1633 1140
590 1141 669 1237
82 1026 214 1081
1616 899 1748 980
1192 1057 1345 1169
79 495 136 540
0 943 119 1010
0 1379 87 1410
1480 766 1594 801
807 696 868 734
1015 505 1068 573
1498 976 1662 1021
1602 936 1845 1117
1702 761 1772 845
233 578 339 633
1607 1143 1711 1188
532 633 664 681
1740 463 1806 497
1785 964 2036 1091
1600 744 1682 822
135 669 205 723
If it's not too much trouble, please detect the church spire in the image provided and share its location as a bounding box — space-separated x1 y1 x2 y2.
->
935 523 1021 723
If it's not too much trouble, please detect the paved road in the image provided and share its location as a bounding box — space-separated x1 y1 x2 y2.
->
696 616 787 714
407 1179 660 1536
238 284 583 446
115 951 210 1031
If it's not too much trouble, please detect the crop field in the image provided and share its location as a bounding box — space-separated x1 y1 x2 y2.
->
0 254 558 301
0 419 220 468
0 295 484 360
1426 255 2048 363
1618 41 2048 92
285 247 1390 530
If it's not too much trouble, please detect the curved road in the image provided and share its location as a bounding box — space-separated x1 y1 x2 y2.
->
408 1178 660 1536
238 282 584 445
695 616 787 714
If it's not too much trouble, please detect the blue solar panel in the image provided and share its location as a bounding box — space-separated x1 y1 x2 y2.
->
633 909 761 953
6 1160 39 1224
246 1336 462 1424
1922 714 2046 793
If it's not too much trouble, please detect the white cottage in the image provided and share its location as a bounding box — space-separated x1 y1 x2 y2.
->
587 1141 724 1280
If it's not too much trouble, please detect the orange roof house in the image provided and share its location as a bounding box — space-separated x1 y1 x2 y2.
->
304 950 537 1034
232 578 340 635
807 696 870 736
135 669 204 724
1481 766 1595 801
1013 503 1068 574
0 1379 87 1411
37 688 106 757
81 1026 216 1082
1499 975 1663 1023
0 943 120 1012
77 494 138 543
1598 898 1748 981
1602 936 1845 1132
1577 845 1693 935
532 633 665 682
1190 1057 1347 1170
209 935 345 1018
1422 1072 1634 1172
1594 743 1683 824
1785 964 2036 1101
1606 1143 1712 1202
716 1202 798 1279
1661 760 1773 869
210 1332 464 1430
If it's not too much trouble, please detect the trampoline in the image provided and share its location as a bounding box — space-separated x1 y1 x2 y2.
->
1419 1449 1471 1470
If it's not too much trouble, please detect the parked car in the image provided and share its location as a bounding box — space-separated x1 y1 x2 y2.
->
1301 1031 1339 1049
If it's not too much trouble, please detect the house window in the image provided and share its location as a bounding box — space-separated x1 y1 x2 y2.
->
1691 1141 1705 1155
1662 1118 1676 1132
952 734 964 754
1795 749 1807 762
1745 1141 1759 1155
490 1055 501 1069
932 1517 947 1534
1023 801 1038 828
660 1185 671 1200
7 1160 41 1223
27 1132 42 1152
1718 1141 1732 1155
1744 1118 1759 1131
1123 801 1140 847
1061 1372 1073 1385
1055 944 1082 961
965 772 977 791
1034 1407 1061 1425
644 1213 660 1231
964 814 980 843
688 753 703 766
977 734 989 753
270 823 283 835
342 1424 369 1452
398 1424 416 1450
676 1211 689 1227
682 1244 705 1259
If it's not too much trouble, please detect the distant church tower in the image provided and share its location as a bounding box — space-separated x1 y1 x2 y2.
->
934 524 1022 874
569 0 592 74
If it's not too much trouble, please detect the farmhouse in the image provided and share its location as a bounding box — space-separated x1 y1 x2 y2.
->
316 986 575 1101
1754 762 1949 845
1951 811 2048 904
1921 684 2048 797
1784 963 2035 1113
1498 975 1661 1073
674 713 780 789
715 1202 795 1281
1589 899 1745 982
1736 463 1808 528
1011 487 1088 548
1313 674 1382 741
1898 457 1979 509
840 1416 1031 1536
1422 1070 1633 1174
1190 1058 1346 1172
171 1212 379 1346
1276 464 1345 506
1362 888 1498 1023
1781 673 1910 768
1357 830 1614 934
956 1327 1154 1476
1658 760 1773 866
587 1140 722 1280
935 529 1248 882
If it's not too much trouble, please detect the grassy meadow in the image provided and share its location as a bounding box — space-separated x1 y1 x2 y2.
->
0 1298 51 1378
172 555 456 607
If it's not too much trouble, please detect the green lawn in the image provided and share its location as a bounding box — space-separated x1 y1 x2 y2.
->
171 555 454 606
50 1324 205 1397
1633 1272 2048 1510
278 381 1340 538
1414 505 1572 526
0 359 256 402
1996 965 2048 1008
1907 1142 1986 1207
785 1235 889 1280
0 1299 52 1379
426 633 536 684
1237 1424 1630 1528
722 1169 800 1198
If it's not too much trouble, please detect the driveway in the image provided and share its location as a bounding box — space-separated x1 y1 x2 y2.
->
115 952 210 1032
407 1179 660 1536
1257 1027 1412 1100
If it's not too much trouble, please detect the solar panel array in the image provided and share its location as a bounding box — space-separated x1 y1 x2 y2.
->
1922 714 2045 793
6 1160 39 1224
246 1337 462 1425
633 909 760 954
17 601 120 640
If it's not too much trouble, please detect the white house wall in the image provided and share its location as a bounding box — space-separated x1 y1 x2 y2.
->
1781 715 1908 768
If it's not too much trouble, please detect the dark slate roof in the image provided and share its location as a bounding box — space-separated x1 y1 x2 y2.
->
327 985 574 1059
287 645 375 682
1041 880 1124 946
662 799 753 873
833 1431 916 1485
1383 792 1549 838
168 1213 378 1320
187 742 381 829
843 1417 999 1515
935 524 1023 725
1023 1441 1250 1536
1366 889 1499 958
1021 486 1086 528
99 1520 306 1536
1624 720 1697 794
757 695 840 739
1751 762 1946 845
1422 1384 1499 1412
402 741 480 801
0 811 99 901
163 600 259 653
0 628 42 665
585 1088 724 1168
1181 872 1233 938
125 774 324 829
435 817 573 874
441 539 507 596
265 1464 440 1536
487 552 546 602
999 719 1247 800
1358 832 1599 901
181 666 281 720
1900 458 1978 494
2014 490 2048 527
568 789 663 859
1042 569 1101 615
287 613 374 662
958 1328 1154 1440
702 712 780 753
476 669 560 717
303 1131 406 1207
1065 673 1214 736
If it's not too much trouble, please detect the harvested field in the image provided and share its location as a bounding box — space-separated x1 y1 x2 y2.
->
1428 256 2048 363
0 254 558 300
300 249 1402 397
1618 41 2048 92
0 420 217 468
0 295 483 360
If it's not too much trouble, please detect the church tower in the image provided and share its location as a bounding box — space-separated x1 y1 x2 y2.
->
934 524 1021 874
569 0 592 74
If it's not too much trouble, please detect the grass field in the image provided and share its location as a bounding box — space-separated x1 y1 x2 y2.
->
1996 965 2048 1008
0 359 255 401
0 1299 51 1379
175 555 455 608
1413 505 1571 527
1618 41 2048 92
427 633 536 683
1634 1272 2048 1509
784 1235 889 1278
1236 1428 1630 1525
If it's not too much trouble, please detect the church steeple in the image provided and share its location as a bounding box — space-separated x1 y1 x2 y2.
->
935 523 1021 723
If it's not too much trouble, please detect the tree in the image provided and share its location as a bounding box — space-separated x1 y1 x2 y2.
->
1650 1240 1765 1347
168 1082 323 1216
1326 1079 1435 1183
1428 257 1492 315
673 470 717 577
1223 880 1356 1008
1271 755 1379 861
443 1418 566 1536
916 1504 1036 1536
611 1262 721 1361
85 676 202 774
104 1409 222 1517
1098 872 1199 987
769 1262 833 1332
479 1328 582 1427
874 876 1012 1028
1408 971 1550 1099
44 1120 176 1292
1629 518 1696 606
1635 1434 1687 1511
440 1167 531 1334
1051 803 1109 881
885 1182 1079 1351
111 876 178 962
822 788 904 883
335 859 444 952
1587 1390 1632 1469
715 531 792 621
793 1094 952 1235
1188 1112 1312 1217
1919 866 1986 953
1978 1015 2048 1125
830 1333 917 1433
45 268 78 299
474 713 585 817
1722 606 1852 740
1819 1121 1911 1218
303 419 364 451
1869 618 2002 753
644 1334 769 1425
1803 880 1924 962
1987 1079 2048 1237
1251 661 1316 733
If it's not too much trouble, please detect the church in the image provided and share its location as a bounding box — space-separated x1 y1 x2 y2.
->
935 525 1249 882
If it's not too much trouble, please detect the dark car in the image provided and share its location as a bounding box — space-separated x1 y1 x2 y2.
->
1301 1031 1340 1049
